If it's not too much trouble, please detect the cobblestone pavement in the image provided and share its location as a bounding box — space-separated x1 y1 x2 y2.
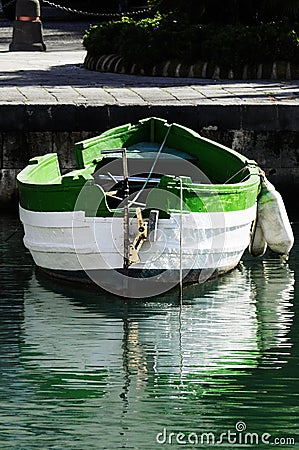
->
1 19 299 106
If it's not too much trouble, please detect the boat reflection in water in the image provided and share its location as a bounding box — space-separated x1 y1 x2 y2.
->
21 256 294 382
248 258 295 355
14 255 296 447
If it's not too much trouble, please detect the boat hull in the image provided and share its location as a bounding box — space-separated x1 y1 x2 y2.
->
16 118 263 295
20 204 256 291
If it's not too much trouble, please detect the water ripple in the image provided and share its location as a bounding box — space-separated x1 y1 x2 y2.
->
0 214 298 449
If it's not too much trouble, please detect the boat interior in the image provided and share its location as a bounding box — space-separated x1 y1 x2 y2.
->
72 118 252 209
17 118 258 215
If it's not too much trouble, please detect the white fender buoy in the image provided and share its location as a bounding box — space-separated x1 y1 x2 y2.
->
249 214 267 257
257 176 294 257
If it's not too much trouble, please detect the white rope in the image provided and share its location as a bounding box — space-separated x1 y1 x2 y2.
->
128 124 172 207
179 176 183 305
224 166 247 184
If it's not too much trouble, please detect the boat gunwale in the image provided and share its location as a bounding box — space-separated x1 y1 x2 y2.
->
16 118 261 215
17 117 261 191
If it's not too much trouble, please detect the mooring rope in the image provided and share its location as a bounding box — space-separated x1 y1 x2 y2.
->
128 124 173 207
224 166 248 184
224 161 260 184
2 224 21 243
179 176 183 305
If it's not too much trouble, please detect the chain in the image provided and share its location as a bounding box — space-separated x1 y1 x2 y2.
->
2 0 151 17
42 0 151 18
2 0 16 8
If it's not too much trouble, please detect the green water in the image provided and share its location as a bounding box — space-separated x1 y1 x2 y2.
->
0 214 298 449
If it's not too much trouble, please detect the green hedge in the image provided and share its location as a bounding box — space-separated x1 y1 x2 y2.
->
83 16 299 70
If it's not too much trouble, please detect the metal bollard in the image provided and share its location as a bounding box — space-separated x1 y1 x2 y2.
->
9 0 46 51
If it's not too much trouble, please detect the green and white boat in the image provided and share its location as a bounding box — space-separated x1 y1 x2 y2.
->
17 117 293 297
